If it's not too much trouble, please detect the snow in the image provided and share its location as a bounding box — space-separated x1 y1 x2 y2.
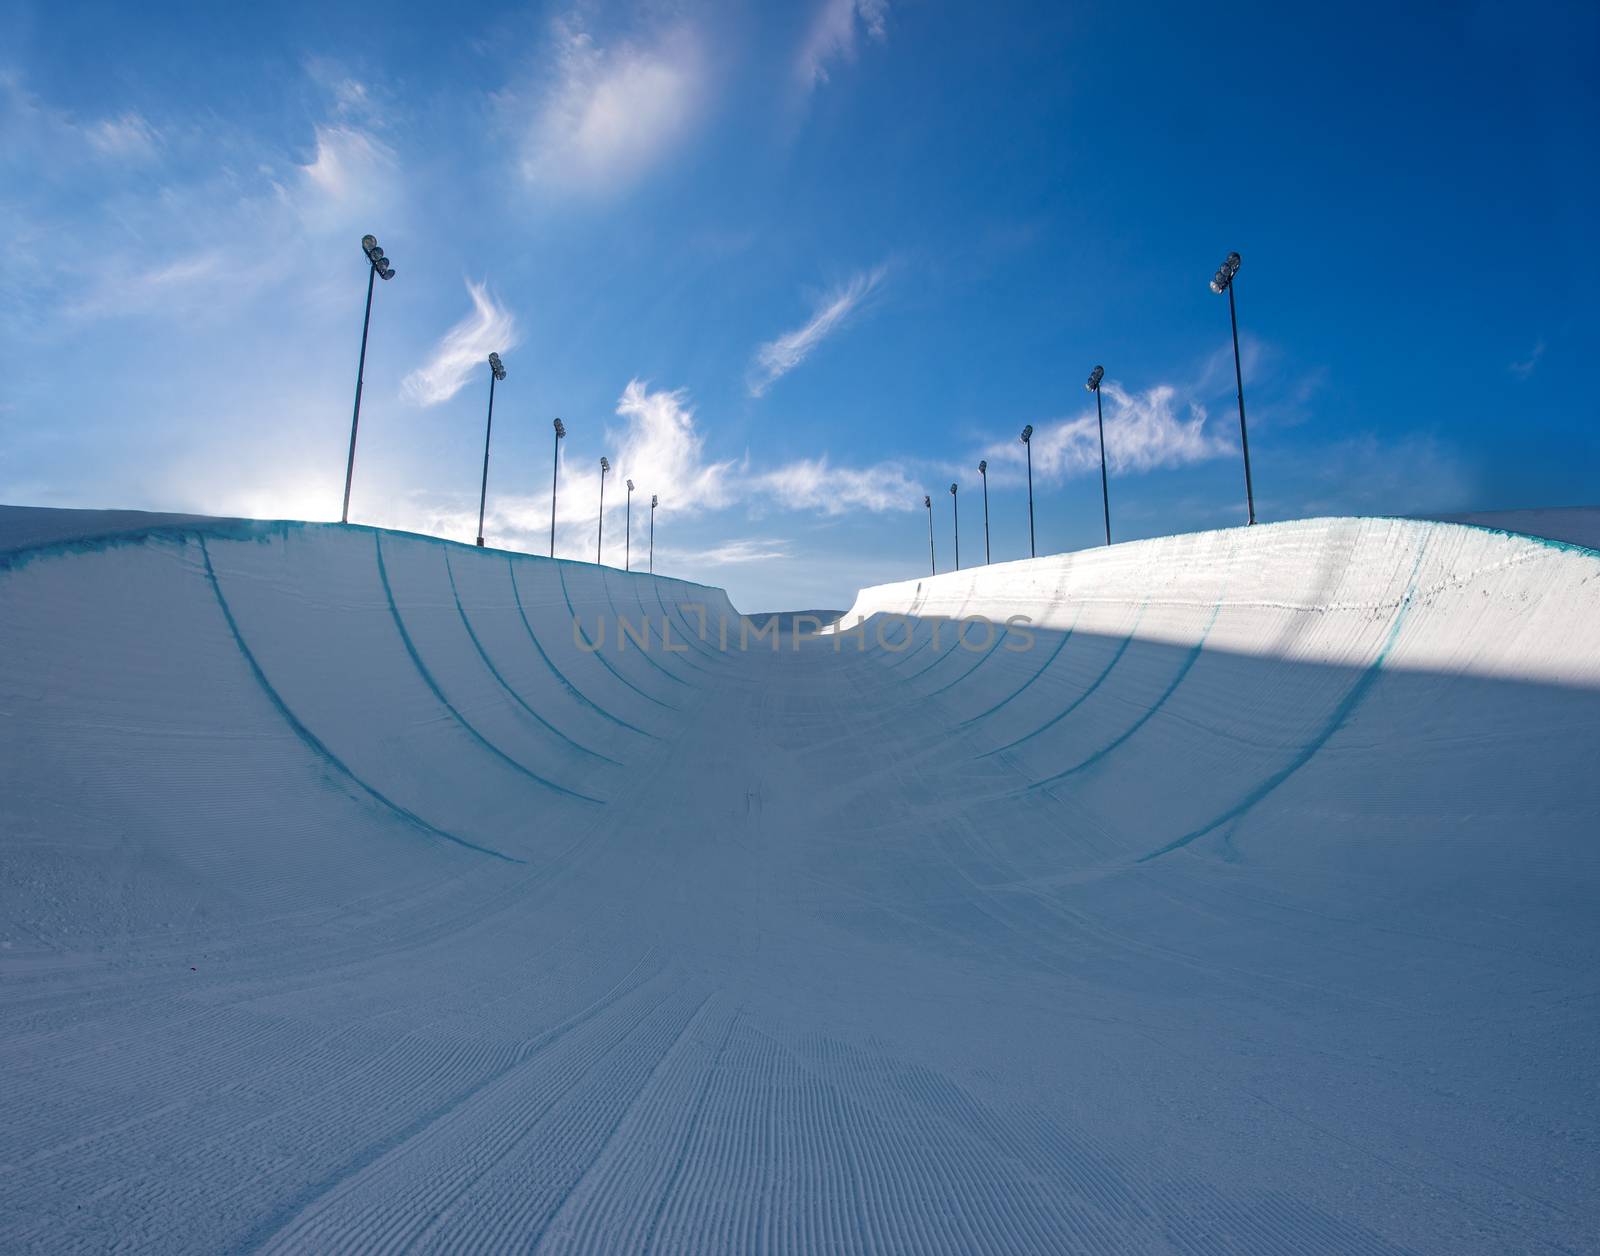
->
2 509 1597 1253
1425 505 1600 551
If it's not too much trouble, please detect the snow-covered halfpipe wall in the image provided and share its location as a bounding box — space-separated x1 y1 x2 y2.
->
2 509 1597 1253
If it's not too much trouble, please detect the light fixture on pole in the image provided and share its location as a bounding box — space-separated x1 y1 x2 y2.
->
650 494 658 573
550 418 565 558
341 233 395 525
950 482 960 571
597 457 609 565
924 494 936 576
1020 424 1035 558
1210 250 1256 525
625 479 635 572
1086 365 1110 545
978 459 990 564
475 352 506 547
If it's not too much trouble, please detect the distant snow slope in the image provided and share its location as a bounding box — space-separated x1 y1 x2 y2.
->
2 510 1597 1254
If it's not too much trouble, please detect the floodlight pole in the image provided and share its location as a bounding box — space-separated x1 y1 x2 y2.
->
597 459 608 565
341 264 377 525
950 483 960 571
1227 281 1256 525
625 481 634 572
476 356 505 547
342 235 393 524
1212 251 1256 526
1021 426 1035 558
979 460 991 564
925 495 936 576
1088 367 1111 546
649 496 657 573
550 419 565 558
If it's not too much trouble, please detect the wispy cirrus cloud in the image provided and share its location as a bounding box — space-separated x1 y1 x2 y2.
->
83 111 160 161
980 381 1231 485
748 264 887 397
1509 340 1545 379
796 0 890 93
504 16 705 197
757 456 920 514
667 537 791 566
401 281 519 406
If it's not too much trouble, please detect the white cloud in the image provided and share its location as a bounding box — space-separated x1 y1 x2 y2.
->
981 381 1232 485
601 380 741 515
796 0 890 92
401 281 519 407
758 456 920 514
84 112 160 161
665 538 791 566
292 123 398 230
510 19 704 196
749 265 887 397
1509 340 1545 379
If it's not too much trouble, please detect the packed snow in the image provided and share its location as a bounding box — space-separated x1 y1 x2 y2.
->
2 508 1597 1253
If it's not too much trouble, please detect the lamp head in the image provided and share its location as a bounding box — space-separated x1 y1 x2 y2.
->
361 234 377 253
923 495 931 509
978 459 987 475
651 495 658 508
626 479 634 492
553 417 565 438
600 456 610 473
950 482 957 495
488 352 506 380
1210 251 1241 294
1020 424 1033 444
1087 365 1104 391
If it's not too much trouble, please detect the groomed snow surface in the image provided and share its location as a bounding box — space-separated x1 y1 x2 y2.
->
2 506 1598 1254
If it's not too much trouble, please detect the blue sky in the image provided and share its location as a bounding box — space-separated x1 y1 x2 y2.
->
2 0 1596 609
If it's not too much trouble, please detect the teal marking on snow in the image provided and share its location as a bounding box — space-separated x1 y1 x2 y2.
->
374 534 605 803
1029 602 1223 790
979 604 1149 757
924 626 1010 699
637 579 717 673
901 624 968 681
881 631 932 670
442 551 624 767
556 562 678 711
958 609 1082 728
1136 538 1432 863
197 536 523 863
653 579 730 665
506 559 659 741
596 565 692 687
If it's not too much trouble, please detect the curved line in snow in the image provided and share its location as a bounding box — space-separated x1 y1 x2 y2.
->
443 551 623 767
374 534 604 804
506 558 659 741
197 536 523 863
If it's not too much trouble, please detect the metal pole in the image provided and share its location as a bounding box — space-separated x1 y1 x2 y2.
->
341 262 376 525
952 486 960 571
625 486 632 572
597 466 606 565
927 500 936 575
1026 441 1035 558
980 465 990 564
649 503 655 573
476 370 496 547
1228 282 1256 525
550 429 560 557
1096 387 1111 545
